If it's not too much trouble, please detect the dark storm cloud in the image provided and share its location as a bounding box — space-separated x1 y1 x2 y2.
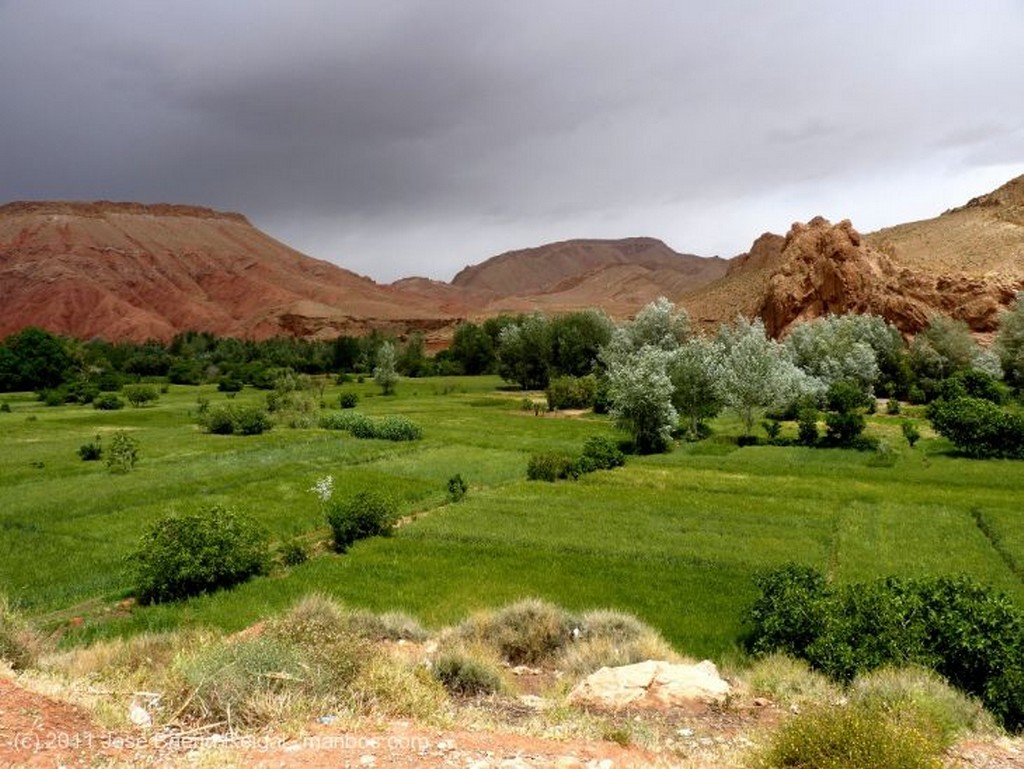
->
2 1 1023 280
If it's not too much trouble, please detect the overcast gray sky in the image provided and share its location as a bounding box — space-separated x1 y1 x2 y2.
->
2 1 1022 282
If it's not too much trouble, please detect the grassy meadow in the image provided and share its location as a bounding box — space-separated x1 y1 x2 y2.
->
2 377 1023 661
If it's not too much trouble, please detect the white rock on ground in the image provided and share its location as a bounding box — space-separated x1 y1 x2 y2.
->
568 660 731 709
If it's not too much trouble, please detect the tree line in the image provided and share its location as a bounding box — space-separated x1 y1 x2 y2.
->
4 294 1024 455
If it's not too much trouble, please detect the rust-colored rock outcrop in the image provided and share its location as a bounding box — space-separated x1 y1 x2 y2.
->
754 216 1024 338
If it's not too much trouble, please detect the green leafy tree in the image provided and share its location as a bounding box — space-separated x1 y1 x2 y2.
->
0 327 76 392
449 321 495 375
601 297 689 369
715 317 822 435
996 292 1024 391
668 337 722 437
373 341 399 395
606 346 677 453
785 314 891 394
549 309 614 377
497 314 552 390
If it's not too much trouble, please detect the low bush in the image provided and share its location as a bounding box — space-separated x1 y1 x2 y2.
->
446 473 468 503
755 701 944 769
93 393 124 410
373 415 423 441
106 431 139 473
217 377 244 393
173 636 306 728
199 403 273 435
339 391 359 409
278 537 309 567
545 374 598 411
745 653 842 708
849 666 996 747
432 645 506 696
122 383 159 407
325 490 397 553
319 411 422 441
902 420 921 447
526 451 578 482
130 505 270 604
77 436 102 461
579 435 625 472
454 598 574 666
556 609 681 679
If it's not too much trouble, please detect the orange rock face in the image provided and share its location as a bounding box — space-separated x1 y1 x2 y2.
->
755 216 1024 338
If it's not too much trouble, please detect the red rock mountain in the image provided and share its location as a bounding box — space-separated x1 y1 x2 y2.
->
401 237 729 320
0 201 451 341
3 175 1024 344
681 175 1024 337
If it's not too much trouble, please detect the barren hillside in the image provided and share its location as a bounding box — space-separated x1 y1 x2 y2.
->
0 201 451 341
681 175 1024 336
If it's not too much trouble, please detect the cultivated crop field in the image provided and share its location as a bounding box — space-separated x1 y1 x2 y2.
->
2 377 1023 660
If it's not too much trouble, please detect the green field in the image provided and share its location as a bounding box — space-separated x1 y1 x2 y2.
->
2 377 1022 660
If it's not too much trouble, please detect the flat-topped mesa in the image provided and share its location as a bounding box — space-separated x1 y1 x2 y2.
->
0 200 249 223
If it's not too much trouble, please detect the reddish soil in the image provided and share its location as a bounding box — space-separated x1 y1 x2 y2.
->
3 671 1024 767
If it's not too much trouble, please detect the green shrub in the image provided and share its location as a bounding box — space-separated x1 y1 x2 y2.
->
93 393 124 410
928 396 1024 458
797 403 820 446
319 411 422 441
0 402 10 413
433 647 506 696
217 377 243 393
106 431 139 473
130 505 270 604
279 537 309 567
545 374 598 411
233 404 274 435
526 451 578 482
122 383 159 407
579 435 625 471
823 380 870 447
745 653 841 708
77 436 102 461
887 398 902 415
756 701 944 769
761 419 783 443
325 490 396 553
319 410 373 432
447 473 468 503
199 404 273 435
339 391 359 409
41 388 66 407
373 415 423 441
747 565 1024 731
901 420 921 447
